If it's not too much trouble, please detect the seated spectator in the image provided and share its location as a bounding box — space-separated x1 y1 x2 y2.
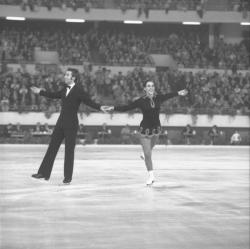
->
0 96 10 111
30 122 52 144
164 0 171 13
230 130 242 145
159 128 168 145
3 123 13 137
208 125 220 145
13 122 23 133
78 124 88 145
120 124 131 144
34 122 42 133
98 123 112 144
11 122 25 141
196 0 204 18
182 124 196 145
43 123 53 134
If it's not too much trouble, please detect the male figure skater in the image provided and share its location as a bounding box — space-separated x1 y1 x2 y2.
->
31 68 107 184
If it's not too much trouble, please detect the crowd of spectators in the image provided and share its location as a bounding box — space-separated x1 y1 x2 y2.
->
188 69 250 115
1 0 249 13
0 66 249 116
116 0 250 13
116 0 207 18
0 23 154 66
1 23 249 69
229 0 250 13
0 0 104 11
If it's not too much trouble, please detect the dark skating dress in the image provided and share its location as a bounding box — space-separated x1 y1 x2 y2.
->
114 92 178 137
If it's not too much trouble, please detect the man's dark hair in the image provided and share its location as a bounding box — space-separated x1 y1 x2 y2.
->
67 68 79 83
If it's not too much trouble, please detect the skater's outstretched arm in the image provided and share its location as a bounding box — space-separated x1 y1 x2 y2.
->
158 89 188 102
31 86 63 99
102 98 140 113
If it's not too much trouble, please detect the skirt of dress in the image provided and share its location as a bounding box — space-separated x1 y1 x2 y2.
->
138 126 161 138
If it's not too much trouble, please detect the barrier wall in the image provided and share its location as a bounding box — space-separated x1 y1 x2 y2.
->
1 112 249 128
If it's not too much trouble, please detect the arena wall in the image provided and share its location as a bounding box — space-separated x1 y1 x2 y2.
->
1 112 249 128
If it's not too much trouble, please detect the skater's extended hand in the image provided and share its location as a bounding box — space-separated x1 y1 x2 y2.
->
31 86 42 94
178 89 188 96
100 106 114 113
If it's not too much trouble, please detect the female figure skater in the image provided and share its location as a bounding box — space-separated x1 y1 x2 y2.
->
107 81 188 185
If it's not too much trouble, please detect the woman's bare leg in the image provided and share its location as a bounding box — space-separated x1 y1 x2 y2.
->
151 135 159 149
140 136 155 185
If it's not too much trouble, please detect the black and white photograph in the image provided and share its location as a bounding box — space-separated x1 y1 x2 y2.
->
0 1 249 249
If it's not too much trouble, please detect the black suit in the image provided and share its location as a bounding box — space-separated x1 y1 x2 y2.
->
37 84 100 180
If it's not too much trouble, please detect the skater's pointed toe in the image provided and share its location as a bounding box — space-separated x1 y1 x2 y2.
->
146 176 155 186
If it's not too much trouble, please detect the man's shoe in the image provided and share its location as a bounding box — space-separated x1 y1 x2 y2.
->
63 178 71 185
31 173 49 180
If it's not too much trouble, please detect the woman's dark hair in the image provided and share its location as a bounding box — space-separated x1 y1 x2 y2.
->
144 80 155 87
67 68 79 83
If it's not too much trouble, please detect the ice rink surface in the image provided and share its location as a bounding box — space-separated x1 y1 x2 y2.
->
0 144 249 249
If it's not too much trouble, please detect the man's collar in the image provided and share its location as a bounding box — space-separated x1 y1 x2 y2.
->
67 82 75 89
